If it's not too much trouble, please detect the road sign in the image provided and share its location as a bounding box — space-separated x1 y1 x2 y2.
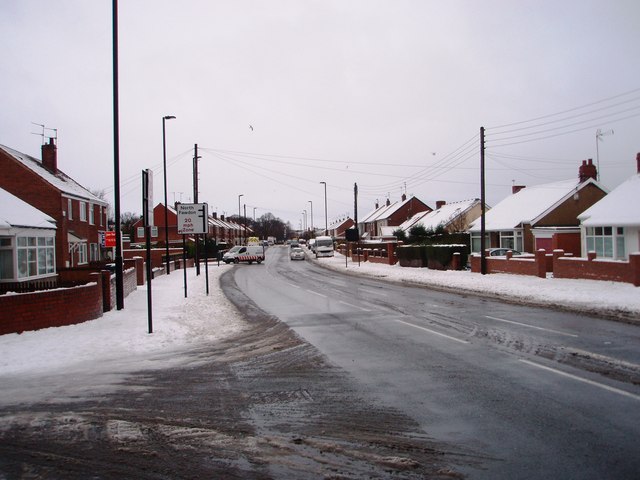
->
177 203 208 234
105 231 116 247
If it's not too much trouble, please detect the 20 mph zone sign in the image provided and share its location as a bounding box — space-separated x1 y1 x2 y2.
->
177 203 208 234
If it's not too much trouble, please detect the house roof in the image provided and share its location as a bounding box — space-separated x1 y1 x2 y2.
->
400 199 479 232
0 144 107 205
469 178 607 232
360 195 427 224
578 173 640 227
0 187 56 230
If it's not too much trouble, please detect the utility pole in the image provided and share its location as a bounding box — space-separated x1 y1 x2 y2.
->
480 127 487 275
112 0 124 310
193 143 201 275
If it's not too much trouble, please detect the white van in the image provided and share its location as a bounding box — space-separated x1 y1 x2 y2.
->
222 245 265 264
314 236 334 257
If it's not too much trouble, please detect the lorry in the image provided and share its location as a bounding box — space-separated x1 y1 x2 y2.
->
222 245 265 264
314 235 334 257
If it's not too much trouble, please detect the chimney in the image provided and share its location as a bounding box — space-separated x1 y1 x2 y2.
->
512 185 526 194
220 214 225 221
579 158 597 182
636 152 640 174
435 200 446 210
386 198 391 206
375 200 379 209
401 193 407 201
212 212 218 219
41 137 57 173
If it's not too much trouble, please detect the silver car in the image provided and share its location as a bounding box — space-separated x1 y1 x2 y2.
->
290 247 305 261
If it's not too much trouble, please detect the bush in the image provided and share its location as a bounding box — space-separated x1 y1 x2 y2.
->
396 245 428 267
424 244 468 270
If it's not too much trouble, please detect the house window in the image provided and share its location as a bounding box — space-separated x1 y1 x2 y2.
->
68 198 73 220
499 231 523 252
79 201 87 222
90 243 99 262
78 243 88 265
585 226 625 259
0 237 13 280
100 206 104 226
89 204 95 225
17 236 55 279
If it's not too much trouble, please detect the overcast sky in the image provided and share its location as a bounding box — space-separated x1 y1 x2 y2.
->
1 0 639 229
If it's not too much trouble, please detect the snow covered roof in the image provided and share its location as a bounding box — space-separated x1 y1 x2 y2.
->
401 199 479 232
578 173 640 227
360 195 426 224
469 178 606 232
0 144 107 205
0 187 56 230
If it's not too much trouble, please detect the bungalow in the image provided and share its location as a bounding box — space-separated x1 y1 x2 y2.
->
0 187 57 282
328 216 355 239
359 194 431 239
0 140 109 269
395 198 483 238
577 153 640 260
469 159 608 255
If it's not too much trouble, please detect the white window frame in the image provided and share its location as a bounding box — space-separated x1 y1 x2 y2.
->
79 201 87 222
78 242 88 265
585 226 625 259
89 203 95 225
16 235 56 279
68 198 73 220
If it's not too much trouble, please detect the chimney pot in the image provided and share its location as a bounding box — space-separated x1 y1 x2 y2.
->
386 198 391 206
401 193 407 201
579 158 597 183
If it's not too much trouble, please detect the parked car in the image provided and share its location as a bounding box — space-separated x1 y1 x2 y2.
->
290 247 305 261
489 248 521 256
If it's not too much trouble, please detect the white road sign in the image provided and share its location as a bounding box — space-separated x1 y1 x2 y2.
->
177 203 208 234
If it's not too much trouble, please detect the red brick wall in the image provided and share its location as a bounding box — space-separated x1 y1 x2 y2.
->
554 251 640 286
123 248 182 268
0 274 103 335
471 250 546 278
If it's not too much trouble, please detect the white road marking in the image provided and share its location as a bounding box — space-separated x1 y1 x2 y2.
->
519 359 640 401
285 282 301 289
485 315 578 338
339 300 370 312
307 290 327 298
395 319 469 344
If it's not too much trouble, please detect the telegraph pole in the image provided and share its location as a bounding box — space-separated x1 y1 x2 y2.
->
480 126 487 275
193 143 201 275
112 0 124 309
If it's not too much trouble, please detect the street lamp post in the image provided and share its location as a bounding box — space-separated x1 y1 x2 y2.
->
238 194 243 245
302 209 307 235
162 115 175 274
308 200 313 236
320 181 327 236
253 207 257 221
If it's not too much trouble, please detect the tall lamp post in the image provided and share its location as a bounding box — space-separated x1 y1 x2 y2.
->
320 181 327 236
302 209 307 235
308 200 313 236
162 115 175 274
238 194 243 245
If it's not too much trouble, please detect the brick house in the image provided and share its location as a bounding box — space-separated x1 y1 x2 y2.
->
131 203 181 246
328 217 355 239
0 140 109 269
395 198 483 237
468 159 608 255
359 194 432 238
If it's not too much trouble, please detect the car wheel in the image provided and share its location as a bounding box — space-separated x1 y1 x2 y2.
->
234 258 239 264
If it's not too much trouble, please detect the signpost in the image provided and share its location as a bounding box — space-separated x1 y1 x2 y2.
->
142 169 153 334
177 203 208 297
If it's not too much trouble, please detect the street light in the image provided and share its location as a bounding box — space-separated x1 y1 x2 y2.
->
162 115 176 274
320 181 327 236
238 194 243 245
253 207 257 221
308 200 313 236
302 209 307 234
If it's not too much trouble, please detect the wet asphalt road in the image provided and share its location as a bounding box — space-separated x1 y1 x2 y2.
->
233 246 640 479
